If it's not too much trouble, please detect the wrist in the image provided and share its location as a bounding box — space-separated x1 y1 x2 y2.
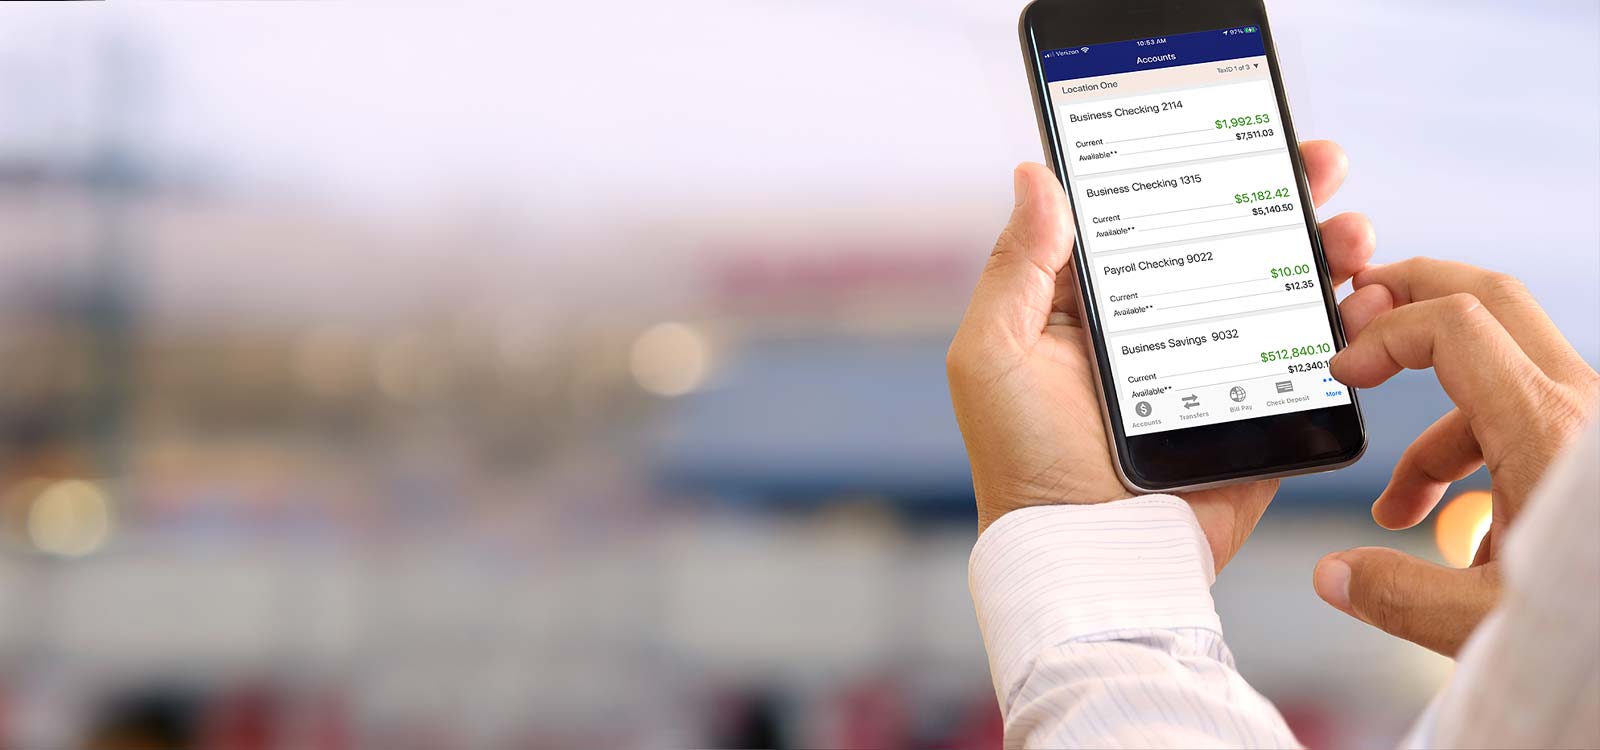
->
975 483 1137 533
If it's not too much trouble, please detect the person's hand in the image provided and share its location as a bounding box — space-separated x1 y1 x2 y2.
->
947 142 1376 571
1313 259 1600 655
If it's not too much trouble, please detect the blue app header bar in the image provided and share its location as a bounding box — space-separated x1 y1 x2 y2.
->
1041 26 1265 82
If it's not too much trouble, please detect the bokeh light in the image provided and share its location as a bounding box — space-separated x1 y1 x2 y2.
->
1435 490 1492 568
26 479 113 558
629 322 711 397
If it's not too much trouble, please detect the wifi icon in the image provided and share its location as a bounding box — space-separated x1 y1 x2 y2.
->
1080 46 1090 53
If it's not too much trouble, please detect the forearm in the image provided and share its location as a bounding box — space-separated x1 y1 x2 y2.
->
970 497 1299 749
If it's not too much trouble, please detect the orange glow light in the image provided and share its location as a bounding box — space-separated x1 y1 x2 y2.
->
1435 490 1492 568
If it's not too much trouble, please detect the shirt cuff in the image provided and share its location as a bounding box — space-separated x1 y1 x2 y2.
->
969 496 1223 706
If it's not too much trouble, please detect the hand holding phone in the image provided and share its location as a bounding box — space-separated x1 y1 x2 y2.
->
947 144 1374 569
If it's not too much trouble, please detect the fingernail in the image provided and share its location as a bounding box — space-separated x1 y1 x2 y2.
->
1013 167 1030 208
1315 558 1352 610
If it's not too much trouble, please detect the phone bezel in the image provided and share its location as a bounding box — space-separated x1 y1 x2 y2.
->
1019 0 1366 492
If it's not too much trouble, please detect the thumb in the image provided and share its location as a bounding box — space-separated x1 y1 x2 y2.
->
1312 547 1500 656
958 163 1075 349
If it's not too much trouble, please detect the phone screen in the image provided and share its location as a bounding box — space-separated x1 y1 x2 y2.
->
1042 26 1350 437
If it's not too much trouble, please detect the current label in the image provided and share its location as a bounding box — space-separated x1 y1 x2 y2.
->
1042 26 1350 436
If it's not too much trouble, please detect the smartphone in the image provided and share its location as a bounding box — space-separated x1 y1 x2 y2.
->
1019 0 1364 492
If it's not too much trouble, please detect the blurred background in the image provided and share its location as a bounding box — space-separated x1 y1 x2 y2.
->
0 1 1594 748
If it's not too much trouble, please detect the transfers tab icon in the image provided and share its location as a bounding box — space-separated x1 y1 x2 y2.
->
1182 394 1199 409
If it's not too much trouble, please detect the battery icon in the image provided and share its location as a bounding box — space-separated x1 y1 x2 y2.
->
1244 26 1259 33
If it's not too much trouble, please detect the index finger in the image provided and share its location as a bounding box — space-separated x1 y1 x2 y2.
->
1331 292 1554 439
1353 258 1592 386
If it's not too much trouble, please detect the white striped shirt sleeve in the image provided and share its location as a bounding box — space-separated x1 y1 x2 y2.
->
969 496 1300 749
